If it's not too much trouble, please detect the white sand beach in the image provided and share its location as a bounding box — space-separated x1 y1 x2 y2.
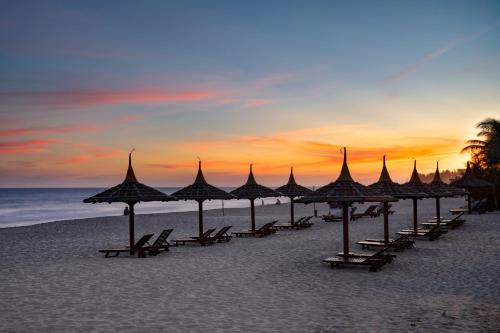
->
1 197 499 332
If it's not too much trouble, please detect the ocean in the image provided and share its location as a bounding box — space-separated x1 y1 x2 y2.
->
0 188 287 228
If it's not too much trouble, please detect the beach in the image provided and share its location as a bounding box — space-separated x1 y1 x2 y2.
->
1 197 499 332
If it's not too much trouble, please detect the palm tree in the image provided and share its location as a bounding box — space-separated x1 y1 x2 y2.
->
461 118 500 169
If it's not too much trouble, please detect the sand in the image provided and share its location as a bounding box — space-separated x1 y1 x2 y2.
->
0 197 499 332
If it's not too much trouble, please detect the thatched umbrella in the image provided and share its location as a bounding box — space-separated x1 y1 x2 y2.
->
369 155 426 243
401 160 450 230
450 162 494 213
172 160 234 237
297 148 396 259
231 165 282 231
275 167 313 225
427 162 466 225
83 152 177 254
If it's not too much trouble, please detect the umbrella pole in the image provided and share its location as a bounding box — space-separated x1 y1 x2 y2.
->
129 203 135 255
290 197 295 225
250 199 255 231
436 197 441 227
342 202 349 260
467 191 472 214
412 198 418 234
383 202 389 244
198 200 204 238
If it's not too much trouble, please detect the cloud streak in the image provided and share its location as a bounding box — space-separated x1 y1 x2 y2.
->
0 139 58 154
384 23 499 82
0 88 219 109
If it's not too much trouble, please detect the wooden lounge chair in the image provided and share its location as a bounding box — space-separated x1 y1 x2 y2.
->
397 225 443 241
232 221 278 238
322 213 342 222
99 234 154 258
295 216 314 229
323 256 385 272
207 226 233 243
422 212 465 229
371 203 395 217
337 243 396 264
173 228 216 246
273 217 306 230
358 235 414 252
350 205 378 221
144 229 173 255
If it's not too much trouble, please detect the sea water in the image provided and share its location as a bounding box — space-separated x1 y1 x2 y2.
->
0 188 286 228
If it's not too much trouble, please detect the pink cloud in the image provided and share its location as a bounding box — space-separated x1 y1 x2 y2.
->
0 124 102 138
0 88 219 108
0 139 58 154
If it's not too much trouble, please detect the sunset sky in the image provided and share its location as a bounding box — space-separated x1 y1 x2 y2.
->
1 1 499 187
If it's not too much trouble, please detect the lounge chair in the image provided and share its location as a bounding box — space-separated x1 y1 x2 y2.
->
322 213 342 222
350 205 378 221
294 216 314 229
337 247 396 264
421 212 465 229
173 228 216 246
144 229 173 255
232 221 278 238
207 226 233 243
99 234 154 258
397 225 443 241
323 255 385 272
273 217 306 230
358 235 414 252
371 203 395 217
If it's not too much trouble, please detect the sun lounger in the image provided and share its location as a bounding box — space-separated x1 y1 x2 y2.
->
207 226 233 243
232 221 278 237
144 229 173 255
423 212 465 229
350 205 378 221
273 217 306 229
371 203 395 217
323 256 385 272
397 225 443 241
359 235 414 252
295 216 314 229
322 214 342 222
173 228 216 246
337 247 396 264
99 234 154 258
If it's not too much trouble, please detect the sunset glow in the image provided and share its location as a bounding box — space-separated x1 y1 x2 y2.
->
1 1 499 187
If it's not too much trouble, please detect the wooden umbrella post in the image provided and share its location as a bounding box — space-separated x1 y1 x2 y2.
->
467 190 472 214
413 198 418 234
129 203 135 255
342 202 349 260
436 197 441 227
198 200 204 238
383 202 389 244
250 199 256 231
290 196 295 225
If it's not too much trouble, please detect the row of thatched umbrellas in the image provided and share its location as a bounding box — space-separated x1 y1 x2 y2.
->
84 149 492 257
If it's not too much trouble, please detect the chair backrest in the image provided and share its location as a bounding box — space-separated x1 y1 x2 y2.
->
365 205 377 214
295 216 306 223
201 228 216 239
133 234 154 250
212 226 232 239
260 220 277 231
301 216 313 224
350 206 357 215
152 229 173 247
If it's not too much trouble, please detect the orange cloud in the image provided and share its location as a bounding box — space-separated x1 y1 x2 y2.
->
0 124 102 138
0 139 58 154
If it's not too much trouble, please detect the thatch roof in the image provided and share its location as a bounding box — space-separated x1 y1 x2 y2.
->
297 148 396 203
275 167 313 197
401 161 450 197
172 161 234 201
83 153 176 204
231 165 282 199
369 156 428 199
450 162 493 189
427 162 466 197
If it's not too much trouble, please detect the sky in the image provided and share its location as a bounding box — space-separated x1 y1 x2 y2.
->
1 0 499 187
